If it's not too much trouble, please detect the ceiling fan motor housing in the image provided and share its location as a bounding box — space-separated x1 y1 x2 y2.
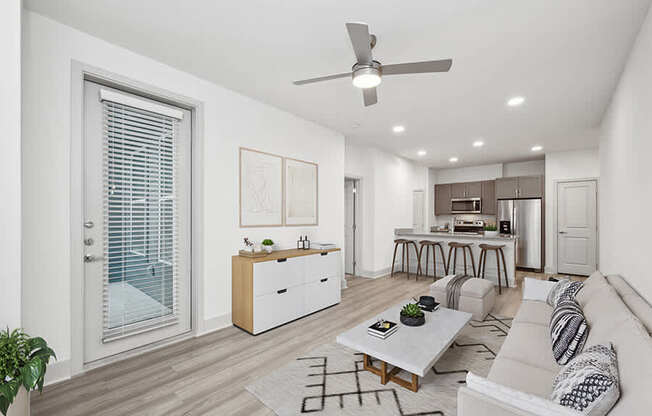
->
351 61 382 88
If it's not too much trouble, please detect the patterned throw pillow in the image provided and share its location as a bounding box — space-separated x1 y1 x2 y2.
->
550 299 589 365
547 280 584 307
551 344 620 415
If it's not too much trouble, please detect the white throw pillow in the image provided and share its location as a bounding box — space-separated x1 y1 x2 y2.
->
466 372 580 416
523 277 559 302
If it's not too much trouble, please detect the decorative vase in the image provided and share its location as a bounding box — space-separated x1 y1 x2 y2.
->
263 245 273 253
400 312 425 327
484 230 499 238
8 387 30 416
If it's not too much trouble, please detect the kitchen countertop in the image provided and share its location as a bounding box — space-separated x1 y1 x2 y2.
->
395 229 516 242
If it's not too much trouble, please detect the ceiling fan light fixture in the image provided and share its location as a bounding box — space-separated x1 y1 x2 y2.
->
352 64 381 89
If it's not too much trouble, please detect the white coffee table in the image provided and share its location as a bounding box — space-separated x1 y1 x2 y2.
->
336 301 472 392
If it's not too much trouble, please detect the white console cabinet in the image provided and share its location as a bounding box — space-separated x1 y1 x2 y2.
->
232 249 341 334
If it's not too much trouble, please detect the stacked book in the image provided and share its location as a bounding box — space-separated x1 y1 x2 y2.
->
368 320 398 340
312 242 337 250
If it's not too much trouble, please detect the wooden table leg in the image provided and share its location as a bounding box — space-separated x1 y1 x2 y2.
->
363 354 419 392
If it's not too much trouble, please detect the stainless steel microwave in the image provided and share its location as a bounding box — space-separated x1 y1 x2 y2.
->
451 198 482 214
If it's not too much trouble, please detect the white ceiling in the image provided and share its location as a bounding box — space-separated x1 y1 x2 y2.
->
26 0 651 167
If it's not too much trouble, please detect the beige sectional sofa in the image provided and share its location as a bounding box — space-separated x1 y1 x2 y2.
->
458 272 652 415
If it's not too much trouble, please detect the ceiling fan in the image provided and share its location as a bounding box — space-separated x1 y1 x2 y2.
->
293 22 452 107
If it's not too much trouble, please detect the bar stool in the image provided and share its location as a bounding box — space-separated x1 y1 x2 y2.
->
417 240 448 280
478 244 509 295
390 239 420 279
447 242 476 277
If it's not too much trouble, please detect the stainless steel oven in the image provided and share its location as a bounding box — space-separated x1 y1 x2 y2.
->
451 197 482 214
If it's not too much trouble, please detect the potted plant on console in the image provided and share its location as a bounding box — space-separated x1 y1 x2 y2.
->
484 223 498 238
261 239 274 253
400 303 425 327
0 328 56 416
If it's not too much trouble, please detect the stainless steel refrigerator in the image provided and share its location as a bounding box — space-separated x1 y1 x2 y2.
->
497 199 542 270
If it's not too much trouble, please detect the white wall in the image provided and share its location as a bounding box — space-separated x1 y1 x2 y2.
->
0 0 22 330
544 149 600 273
435 163 503 184
503 160 545 177
599 5 652 302
21 11 344 380
345 140 427 276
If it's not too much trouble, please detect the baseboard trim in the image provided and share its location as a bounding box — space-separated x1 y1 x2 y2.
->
45 359 71 386
357 267 392 279
197 313 232 336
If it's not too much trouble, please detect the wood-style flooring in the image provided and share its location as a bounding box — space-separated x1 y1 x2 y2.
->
32 270 576 416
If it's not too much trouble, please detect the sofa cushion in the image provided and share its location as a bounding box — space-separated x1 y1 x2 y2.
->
547 280 584 308
488 357 559 398
606 274 652 334
551 344 620 416
497 321 560 373
550 299 589 365
576 271 609 308
514 300 553 326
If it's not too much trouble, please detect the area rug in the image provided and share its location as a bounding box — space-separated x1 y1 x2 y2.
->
246 314 513 416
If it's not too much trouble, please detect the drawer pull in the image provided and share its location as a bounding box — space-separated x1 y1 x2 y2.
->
320 252 328 256
277 258 287 263
277 288 287 294
320 278 328 283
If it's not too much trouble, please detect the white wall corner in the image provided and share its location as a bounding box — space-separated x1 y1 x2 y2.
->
44 359 72 386
197 313 233 337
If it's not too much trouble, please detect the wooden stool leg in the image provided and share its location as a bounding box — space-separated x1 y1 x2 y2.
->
401 243 406 274
412 242 420 281
482 249 488 280
463 247 468 275
468 247 477 277
423 245 429 278
391 242 399 277
496 250 502 295
478 249 484 278
438 244 448 275
406 243 410 279
453 247 458 274
499 248 509 289
447 246 454 275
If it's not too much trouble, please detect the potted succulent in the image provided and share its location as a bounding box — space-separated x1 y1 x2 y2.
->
261 239 274 253
484 223 499 238
400 303 425 327
0 328 56 416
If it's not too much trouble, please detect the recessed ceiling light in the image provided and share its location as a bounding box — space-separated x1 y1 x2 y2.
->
417 150 427 156
449 157 459 163
507 96 525 107
393 125 405 133
531 145 543 152
473 140 484 147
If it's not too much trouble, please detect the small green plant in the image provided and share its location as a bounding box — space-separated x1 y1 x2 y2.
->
484 224 498 232
261 239 274 246
0 328 56 415
400 303 424 318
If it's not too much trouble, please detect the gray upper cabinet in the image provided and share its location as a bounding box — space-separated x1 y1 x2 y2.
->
466 181 482 198
496 176 544 199
518 175 544 198
451 183 466 199
496 177 519 199
481 180 496 214
434 184 451 215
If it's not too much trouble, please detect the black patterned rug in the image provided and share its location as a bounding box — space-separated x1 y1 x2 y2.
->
246 314 513 416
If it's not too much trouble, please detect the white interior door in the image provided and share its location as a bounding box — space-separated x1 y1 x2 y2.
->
413 190 425 231
557 180 597 276
83 81 192 363
344 179 355 275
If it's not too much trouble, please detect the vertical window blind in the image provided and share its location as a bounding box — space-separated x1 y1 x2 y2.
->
100 90 184 342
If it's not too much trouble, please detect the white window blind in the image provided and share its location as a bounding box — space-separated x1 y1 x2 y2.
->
101 91 182 342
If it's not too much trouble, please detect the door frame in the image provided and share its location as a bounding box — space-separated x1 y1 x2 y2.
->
70 61 205 375
553 178 599 275
344 174 363 283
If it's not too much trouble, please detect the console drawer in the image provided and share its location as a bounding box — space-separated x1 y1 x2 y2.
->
253 256 304 297
305 251 341 283
304 276 340 315
253 285 304 334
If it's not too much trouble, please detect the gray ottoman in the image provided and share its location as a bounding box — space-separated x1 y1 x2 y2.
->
430 275 496 320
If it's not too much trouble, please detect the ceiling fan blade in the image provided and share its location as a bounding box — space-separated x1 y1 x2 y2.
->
346 22 373 64
381 59 452 75
293 72 351 86
362 87 378 107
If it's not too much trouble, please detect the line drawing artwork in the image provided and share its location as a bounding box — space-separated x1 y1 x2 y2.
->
285 158 318 225
240 148 283 227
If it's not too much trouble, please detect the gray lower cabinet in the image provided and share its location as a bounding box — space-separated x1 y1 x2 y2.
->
481 180 496 214
435 184 451 215
496 176 544 199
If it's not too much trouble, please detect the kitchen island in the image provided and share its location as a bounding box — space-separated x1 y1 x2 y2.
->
394 229 516 287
